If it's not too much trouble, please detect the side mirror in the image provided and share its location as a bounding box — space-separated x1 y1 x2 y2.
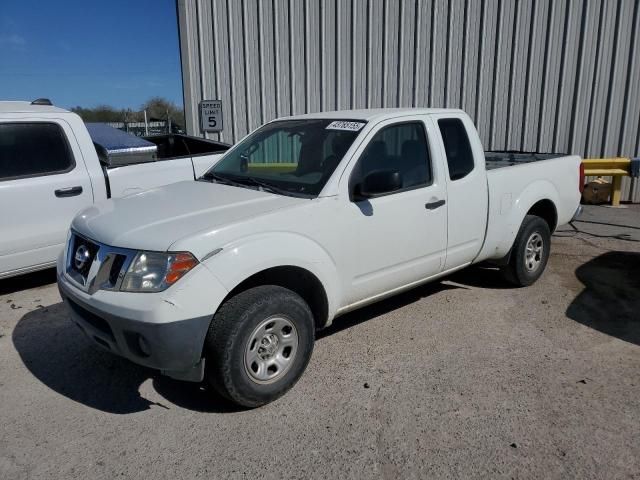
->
354 169 402 200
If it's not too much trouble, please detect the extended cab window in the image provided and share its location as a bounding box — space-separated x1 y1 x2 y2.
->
438 118 474 180
352 122 431 191
0 122 74 181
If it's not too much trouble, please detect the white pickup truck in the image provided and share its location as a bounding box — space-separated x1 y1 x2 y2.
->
57 108 582 407
0 99 229 279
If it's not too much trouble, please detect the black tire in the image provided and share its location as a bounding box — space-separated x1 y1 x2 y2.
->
501 215 551 287
204 285 315 408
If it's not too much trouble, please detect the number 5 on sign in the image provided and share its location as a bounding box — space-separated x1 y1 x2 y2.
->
200 100 223 133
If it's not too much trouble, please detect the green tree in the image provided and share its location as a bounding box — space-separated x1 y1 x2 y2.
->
71 97 184 129
71 104 122 122
140 97 185 127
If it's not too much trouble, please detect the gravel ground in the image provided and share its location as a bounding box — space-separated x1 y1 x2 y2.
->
0 205 638 479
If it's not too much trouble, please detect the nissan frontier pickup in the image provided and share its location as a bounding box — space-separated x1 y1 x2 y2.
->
57 108 583 407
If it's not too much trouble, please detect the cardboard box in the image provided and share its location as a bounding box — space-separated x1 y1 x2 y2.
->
582 177 612 204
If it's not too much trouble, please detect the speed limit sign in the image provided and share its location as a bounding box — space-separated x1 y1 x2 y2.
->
199 100 223 133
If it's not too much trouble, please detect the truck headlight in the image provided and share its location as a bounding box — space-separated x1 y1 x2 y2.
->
120 251 198 292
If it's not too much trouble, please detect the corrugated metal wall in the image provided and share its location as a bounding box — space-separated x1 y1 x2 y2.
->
178 0 640 201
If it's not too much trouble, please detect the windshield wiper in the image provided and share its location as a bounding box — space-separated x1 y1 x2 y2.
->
200 171 247 188
201 171 303 197
235 176 299 197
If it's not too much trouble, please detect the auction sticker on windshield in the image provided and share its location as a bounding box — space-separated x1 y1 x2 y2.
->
326 121 365 131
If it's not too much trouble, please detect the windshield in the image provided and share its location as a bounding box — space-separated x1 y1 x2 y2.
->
204 119 365 197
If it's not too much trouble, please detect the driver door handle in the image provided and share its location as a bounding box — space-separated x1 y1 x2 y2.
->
55 186 83 198
425 199 446 210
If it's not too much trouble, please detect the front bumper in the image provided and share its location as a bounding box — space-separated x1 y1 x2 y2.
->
57 253 228 381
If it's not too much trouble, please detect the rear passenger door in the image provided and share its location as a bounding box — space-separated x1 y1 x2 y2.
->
0 120 93 276
343 117 448 304
430 113 488 269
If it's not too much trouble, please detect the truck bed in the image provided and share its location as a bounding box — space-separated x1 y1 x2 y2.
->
484 151 567 171
477 152 582 263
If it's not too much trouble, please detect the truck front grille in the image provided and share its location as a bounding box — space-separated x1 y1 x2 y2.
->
65 232 136 294
70 235 99 278
109 254 127 285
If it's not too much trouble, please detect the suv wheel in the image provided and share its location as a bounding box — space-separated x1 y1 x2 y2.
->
501 215 551 287
204 285 315 408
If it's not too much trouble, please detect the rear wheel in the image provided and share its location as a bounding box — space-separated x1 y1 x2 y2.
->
204 285 315 408
501 215 551 287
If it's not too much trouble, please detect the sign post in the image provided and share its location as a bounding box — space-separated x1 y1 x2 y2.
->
199 100 223 133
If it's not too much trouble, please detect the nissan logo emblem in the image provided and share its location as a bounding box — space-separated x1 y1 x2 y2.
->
74 244 91 271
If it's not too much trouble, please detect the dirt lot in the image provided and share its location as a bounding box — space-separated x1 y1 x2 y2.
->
1 205 639 479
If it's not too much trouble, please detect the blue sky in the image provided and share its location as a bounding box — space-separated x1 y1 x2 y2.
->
0 0 183 109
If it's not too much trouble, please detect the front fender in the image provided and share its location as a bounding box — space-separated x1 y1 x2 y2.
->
201 232 340 319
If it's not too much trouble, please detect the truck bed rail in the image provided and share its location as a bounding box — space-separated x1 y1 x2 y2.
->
485 151 567 170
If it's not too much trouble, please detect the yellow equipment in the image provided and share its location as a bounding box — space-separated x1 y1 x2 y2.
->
582 158 632 207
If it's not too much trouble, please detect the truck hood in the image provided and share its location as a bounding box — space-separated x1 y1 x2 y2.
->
72 181 306 252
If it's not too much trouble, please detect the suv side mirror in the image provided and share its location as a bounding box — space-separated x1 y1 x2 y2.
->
354 169 402 200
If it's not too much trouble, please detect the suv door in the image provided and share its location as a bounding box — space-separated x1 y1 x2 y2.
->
342 117 448 305
0 120 93 277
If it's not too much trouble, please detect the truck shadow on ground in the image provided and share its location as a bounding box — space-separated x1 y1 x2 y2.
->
445 265 514 290
11 302 242 414
0 268 57 295
14 254 637 415
12 280 463 414
566 251 640 346
317 281 462 339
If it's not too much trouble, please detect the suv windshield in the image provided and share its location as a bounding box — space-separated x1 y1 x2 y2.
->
204 119 365 197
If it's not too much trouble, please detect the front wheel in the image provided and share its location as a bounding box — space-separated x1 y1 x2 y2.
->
203 285 315 408
501 215 551 287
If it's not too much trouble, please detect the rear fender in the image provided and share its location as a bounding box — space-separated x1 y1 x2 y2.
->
485 180 559 260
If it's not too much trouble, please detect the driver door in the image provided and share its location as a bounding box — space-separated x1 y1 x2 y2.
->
343 117 448 305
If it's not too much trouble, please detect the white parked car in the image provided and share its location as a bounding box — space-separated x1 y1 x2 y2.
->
0 99 229 279
57 108 583 407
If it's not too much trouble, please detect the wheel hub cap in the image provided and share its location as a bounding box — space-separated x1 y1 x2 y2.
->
257 333 279 359
525 232 544 272
244 316 299 384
